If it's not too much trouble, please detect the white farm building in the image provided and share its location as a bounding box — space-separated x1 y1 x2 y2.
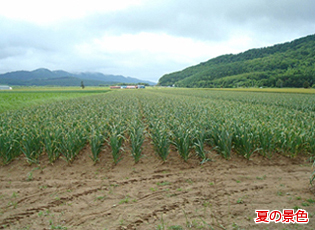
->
0 85 12 90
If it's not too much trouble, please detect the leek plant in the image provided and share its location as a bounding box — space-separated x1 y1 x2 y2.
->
43 129 62 163
59 129 87 164
150 122 170 162
0 131 20 165
108 124 125 165
171 125 192 162
128 121 145 163
233 124 258 160
210 124 232 160
20 128 43 164
89 128 104 164
193 129 209 163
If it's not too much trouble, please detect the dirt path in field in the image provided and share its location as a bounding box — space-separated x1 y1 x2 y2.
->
1 141 315 230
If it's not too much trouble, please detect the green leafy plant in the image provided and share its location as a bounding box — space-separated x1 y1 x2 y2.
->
128 121 145 163
108 124 125 165
59 128 87 163
193 128 210 163
150 122 170 162
171 125 192 162
89 128 104 163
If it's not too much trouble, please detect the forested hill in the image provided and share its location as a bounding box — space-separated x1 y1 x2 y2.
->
158 34 315 88
0 69 155 86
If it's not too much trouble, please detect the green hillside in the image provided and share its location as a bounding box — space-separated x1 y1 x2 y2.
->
158 34 315 88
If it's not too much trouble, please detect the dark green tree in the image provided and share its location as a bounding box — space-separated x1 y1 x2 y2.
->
303 81 310 88
276 79 283 88
81 81 85 89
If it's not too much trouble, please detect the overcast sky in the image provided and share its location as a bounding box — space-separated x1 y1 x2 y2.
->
1 0 314 82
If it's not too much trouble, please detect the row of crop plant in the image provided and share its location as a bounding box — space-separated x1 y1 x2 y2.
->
156 89 315 112
1 89 315 165
0 94 141 165
139 90 315 161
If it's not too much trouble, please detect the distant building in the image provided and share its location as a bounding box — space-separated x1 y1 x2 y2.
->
110 86 121 89
110 85 145 89
0 85 12 90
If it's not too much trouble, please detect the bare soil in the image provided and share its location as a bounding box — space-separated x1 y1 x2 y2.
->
1 140 315 230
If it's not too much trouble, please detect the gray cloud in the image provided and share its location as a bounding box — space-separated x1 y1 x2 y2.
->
86 0 315 41
0 0 314 82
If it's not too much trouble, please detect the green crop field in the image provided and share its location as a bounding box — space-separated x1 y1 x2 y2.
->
0 89 109 113
1 88 314 167
202 87 315 94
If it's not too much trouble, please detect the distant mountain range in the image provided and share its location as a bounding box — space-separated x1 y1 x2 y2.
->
0 68 155 86
158 34 315 88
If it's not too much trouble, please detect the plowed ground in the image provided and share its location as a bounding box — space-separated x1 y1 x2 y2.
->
1 140 315 229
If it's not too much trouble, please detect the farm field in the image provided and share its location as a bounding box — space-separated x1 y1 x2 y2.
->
0 88 315 229
0 89 109 113
201 87 315 94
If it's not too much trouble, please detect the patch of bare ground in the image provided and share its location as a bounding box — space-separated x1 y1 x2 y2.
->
0 140 315 229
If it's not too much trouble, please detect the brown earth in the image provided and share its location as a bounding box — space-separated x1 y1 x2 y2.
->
1 140 315 230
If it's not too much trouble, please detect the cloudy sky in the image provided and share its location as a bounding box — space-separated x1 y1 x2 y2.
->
1 0 314 82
